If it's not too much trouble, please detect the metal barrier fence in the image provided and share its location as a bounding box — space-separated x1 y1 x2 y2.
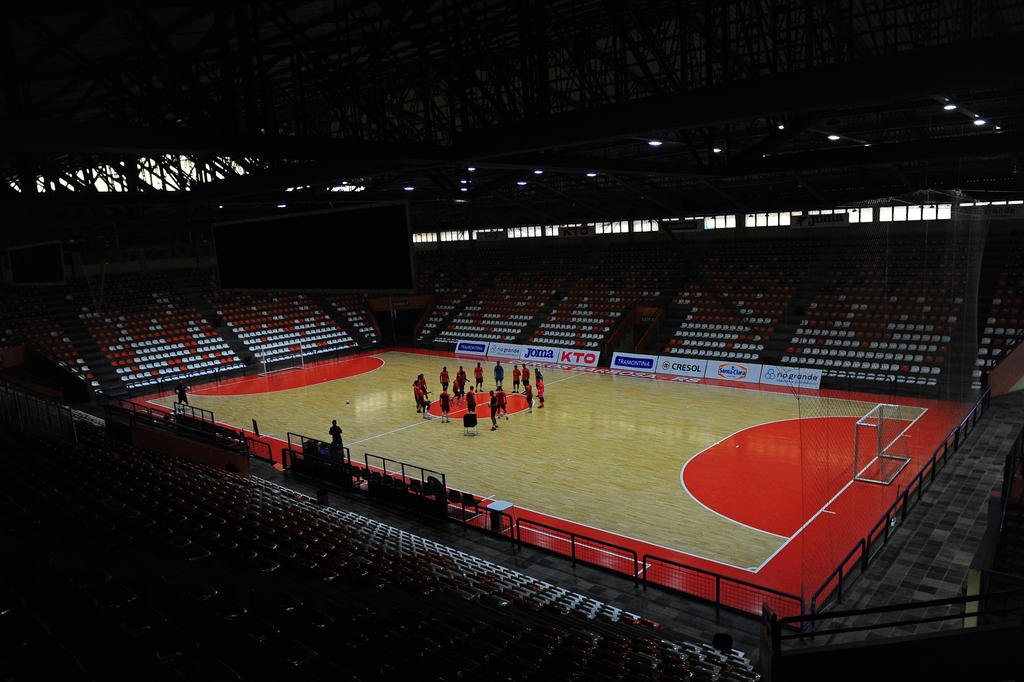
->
516 518 640 584
641 554 804 619
246 436 273 462
0 379 77 444
364 452 446 492
285 432 349 466
173 401 215 425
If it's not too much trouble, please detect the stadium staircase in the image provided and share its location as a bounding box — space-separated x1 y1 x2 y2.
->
179 287 254 367
311 292 381 347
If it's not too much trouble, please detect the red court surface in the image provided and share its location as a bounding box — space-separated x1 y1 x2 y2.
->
141 350 979 616
188 355 384 396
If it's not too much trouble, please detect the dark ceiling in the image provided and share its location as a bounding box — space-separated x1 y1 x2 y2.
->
2 0 1024 241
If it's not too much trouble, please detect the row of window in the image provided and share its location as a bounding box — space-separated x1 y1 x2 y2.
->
412 201 1017 243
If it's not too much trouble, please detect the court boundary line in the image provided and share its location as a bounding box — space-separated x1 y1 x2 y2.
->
141 348 935 580
751 405 929 572
188 354 388 397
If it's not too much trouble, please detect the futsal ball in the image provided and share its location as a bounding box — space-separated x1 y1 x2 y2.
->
345 400 351 404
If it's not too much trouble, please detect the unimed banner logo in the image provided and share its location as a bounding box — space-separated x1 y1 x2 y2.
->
455 340 489 356
610 352 657 371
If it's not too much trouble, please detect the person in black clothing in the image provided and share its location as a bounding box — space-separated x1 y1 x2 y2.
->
488 390 499 431
328 420 343 451
175 382 189 404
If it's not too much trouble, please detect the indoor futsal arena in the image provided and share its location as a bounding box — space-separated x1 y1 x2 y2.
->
3 3 1024 681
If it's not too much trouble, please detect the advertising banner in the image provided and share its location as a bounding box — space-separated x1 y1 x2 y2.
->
654 355 708 378
759 365 823 390
520 344 601 368
704 360 763 383
610 352 659 372
454 340 489 357
487 342 525 361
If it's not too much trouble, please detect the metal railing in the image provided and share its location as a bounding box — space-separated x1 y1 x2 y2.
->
516 518 640 584
642 553 804 620
0 379 77 444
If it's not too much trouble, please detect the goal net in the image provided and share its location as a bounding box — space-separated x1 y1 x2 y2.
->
257 342 306 377
853 403 917 485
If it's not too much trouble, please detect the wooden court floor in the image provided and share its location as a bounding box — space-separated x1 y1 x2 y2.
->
149 350 910 572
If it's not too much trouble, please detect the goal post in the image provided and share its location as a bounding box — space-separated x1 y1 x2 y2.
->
257 342 306 377
853 403 914 485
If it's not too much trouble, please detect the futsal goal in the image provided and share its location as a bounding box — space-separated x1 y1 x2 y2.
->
257 342 306 377
853 403 917 485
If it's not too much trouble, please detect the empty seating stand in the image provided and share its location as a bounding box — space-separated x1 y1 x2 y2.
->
781 235 960 388
321 293 380 345
2 430 761 681
213 291 356 364
975 232 1024 389
662 244 802 363
0 286 93 385
79 284 240 391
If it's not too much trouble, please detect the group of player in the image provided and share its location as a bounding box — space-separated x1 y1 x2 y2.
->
412 360 546 430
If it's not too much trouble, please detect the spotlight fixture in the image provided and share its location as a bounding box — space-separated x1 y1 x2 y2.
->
516 180 527 186
460 187 468 192
647 139 663 147
585 172 598 178
712 147 722 153
403 185 415 191
974 118 987 126
217 204 224 209
467 166 476 172
777 124 785 130
459 179 468 184
827 134 841 141
276 203 287 208
943 103 957 111
533 169 544 175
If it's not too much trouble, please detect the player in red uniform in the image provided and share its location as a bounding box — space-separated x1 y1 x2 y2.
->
536 375 545 409
466 387 477 414
512 365 521 393
495 386 508 420
440 366 450 391
457 365 467 386
522 365 530 388
439 387 451 423
473 362 484 391
523 380 534 413
453 374 466 403
413 381 426 414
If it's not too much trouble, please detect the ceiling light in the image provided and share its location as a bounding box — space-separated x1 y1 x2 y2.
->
533 169 544 175
943 103 957 111
712 147 722 153
974 118 987 126
467 166 476 172
585 172 598 178
777 124 785 130
827 134 841 141
647 140 663 147
403 185 415 191
276 203 287 208
516 180 527 186
460 187 468 192
217 204 224 209
459 179 468 184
